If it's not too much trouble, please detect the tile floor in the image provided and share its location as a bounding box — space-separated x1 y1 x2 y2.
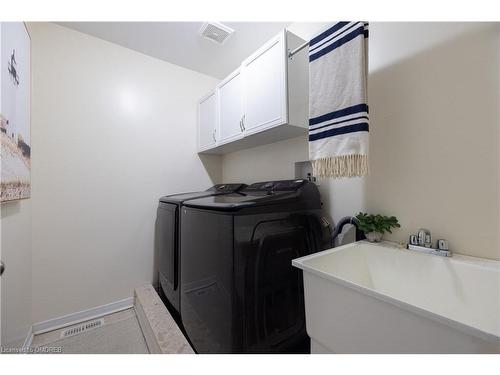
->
30 308 149 354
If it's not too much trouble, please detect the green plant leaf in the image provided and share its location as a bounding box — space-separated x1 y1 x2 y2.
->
355 212 400 234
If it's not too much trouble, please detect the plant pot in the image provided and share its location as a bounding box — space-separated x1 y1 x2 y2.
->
365 231 383 242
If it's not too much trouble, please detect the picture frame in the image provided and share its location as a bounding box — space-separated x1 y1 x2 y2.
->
0 22 31 203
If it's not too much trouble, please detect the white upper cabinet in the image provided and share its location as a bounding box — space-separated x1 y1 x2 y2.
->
198 91 217 151
198 30 308 154
217 69 244 145
241 32 286 135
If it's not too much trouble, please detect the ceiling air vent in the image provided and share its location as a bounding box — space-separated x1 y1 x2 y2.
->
199 22 234 45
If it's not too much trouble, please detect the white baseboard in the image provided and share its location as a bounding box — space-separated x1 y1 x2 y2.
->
31 297 134 335
22 326 34 352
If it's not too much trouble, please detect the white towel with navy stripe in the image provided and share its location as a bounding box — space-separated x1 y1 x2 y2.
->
309 21 369 178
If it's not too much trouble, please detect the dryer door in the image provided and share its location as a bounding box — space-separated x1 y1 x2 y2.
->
235 214 318 352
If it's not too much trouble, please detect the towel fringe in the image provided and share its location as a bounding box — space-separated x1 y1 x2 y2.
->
312 154 369 178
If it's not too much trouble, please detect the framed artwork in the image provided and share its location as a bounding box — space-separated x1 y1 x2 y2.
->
0 22 31 202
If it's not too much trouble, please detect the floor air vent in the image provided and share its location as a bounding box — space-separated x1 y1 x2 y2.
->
61 318 104 338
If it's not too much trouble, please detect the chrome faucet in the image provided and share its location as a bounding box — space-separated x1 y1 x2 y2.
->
417 228 432 247
408 228 451 257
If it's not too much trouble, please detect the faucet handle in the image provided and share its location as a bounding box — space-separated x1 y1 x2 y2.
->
417 228 431 246
437 239 449 251
409 235 418 245
424 233 432 248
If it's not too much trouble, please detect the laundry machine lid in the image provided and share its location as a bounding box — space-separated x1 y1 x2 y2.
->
182 179 320 212
159 183 246 204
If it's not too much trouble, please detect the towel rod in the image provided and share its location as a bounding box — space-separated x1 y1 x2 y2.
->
288 40 309 58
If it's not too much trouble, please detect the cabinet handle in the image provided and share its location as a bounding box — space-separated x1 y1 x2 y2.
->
239 117 243 132
242 114 246 131
212 129 216 142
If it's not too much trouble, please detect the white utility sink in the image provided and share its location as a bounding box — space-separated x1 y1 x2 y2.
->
292 241 500 354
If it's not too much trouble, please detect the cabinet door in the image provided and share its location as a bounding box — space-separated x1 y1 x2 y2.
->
242 31 287 135
198 91 217 151
218 69 244 145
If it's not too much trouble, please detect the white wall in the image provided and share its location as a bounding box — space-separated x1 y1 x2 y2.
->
222 136 308 183
497 23 500 257
366 22 499 260
28 23 221 323
1 200 32 347
222 22 500 260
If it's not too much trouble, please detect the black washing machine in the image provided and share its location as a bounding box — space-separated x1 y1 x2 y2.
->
179 179 330 353
156 184 246 318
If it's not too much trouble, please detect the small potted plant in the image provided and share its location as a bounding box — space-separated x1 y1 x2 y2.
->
355 212 400 242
